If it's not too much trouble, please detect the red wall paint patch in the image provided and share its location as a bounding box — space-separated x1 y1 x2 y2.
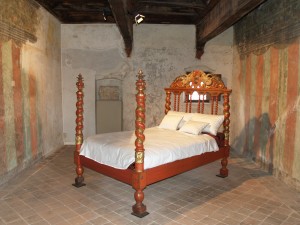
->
253 55 264 160
244 54 252 155
283 40 299 174
29 71 38 158
12 43 24 164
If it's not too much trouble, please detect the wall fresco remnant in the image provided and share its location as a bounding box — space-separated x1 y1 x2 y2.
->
0 0 39 44
0 1 62 185
232 0 300 190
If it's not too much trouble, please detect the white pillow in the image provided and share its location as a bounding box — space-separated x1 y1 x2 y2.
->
179 120 208 135
158 114 183 130
191 114 224 135
182 113 195 122
167 111 195 128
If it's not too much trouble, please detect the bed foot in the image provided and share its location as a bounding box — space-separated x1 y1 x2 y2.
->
132 190 149 217
132 172 148 217
72 177 86 188
216 173 228 178
131 211 149 218
217 157 228 178
132 201 149 218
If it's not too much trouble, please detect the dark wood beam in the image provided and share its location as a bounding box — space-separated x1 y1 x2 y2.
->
62 0 105 3
205 0 219 11
141 16 194 25
195 0 267 59
137 0 206 9
108 0 133 57
140 10 197 16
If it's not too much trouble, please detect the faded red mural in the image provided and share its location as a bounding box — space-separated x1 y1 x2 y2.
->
232 0 300 190
0 40 41 176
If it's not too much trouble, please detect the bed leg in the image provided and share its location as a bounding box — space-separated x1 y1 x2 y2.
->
73 169 86 187
73 176 85 187
132 172 149 218
217 146 229 178
73 152 86 187
217 157 228 178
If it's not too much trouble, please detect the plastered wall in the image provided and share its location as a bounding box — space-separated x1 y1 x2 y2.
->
0 3 63 184
231 0 300 190
61 24 233 144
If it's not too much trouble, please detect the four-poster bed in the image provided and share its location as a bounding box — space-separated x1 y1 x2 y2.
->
73 70 232 217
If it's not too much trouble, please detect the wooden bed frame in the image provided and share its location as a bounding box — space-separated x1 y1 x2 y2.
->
73 70 231 217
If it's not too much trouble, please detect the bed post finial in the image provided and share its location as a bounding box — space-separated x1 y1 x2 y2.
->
132 69 149 218
137 69 144 80
73 74 86 188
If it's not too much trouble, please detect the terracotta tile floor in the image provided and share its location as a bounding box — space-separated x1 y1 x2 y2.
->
0 146 300 225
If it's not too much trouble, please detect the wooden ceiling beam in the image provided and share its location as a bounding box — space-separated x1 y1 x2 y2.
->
142 17 194 25
195 0 267 59
140 10 198 16
137 0 206 9
205 0 219 10
108 0 133 57
62 0 106 3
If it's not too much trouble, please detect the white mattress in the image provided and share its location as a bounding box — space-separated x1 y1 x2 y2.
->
80 127 219 170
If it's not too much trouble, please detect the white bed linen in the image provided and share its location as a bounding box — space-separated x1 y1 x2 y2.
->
80 127 219 170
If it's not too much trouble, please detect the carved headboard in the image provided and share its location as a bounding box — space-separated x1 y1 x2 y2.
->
164 70 231 114
164 70 232 144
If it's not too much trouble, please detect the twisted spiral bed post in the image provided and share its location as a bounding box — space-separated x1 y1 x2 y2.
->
132 70 149 217
73 74 86 187
165 91 171 114
218 92 231 178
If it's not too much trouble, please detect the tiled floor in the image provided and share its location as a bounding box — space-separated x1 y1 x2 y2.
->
0 146 300 225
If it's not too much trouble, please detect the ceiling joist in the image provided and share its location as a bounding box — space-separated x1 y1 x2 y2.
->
108 0 133 57
137 0 206 9
195 0 267 59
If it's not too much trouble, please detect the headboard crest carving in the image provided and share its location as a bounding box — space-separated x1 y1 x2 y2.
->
170 70 226 89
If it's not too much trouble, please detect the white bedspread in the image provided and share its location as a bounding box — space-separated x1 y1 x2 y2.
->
80 127 219 170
